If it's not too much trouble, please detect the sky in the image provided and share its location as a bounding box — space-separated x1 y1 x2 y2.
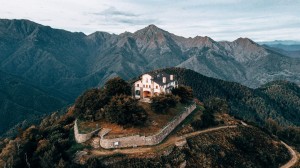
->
0 0 300 41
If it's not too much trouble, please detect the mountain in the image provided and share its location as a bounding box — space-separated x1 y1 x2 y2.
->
0 70 68 135
1 19 300 135
1 19 299 92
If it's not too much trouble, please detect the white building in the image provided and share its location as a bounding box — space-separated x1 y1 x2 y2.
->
133 72 178 99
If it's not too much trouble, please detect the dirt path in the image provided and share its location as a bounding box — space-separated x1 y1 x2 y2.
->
91 125 237 156
280 141 299 168
91 124 298 168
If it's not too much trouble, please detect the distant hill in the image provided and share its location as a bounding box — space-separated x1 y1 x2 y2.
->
259 41 300 58
259 40 300 46
0 70 68 135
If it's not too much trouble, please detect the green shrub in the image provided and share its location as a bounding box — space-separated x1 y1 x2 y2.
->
104 77 131 97
171 85 193 104
204 97 229 113
151 94 180 113
104 95 148 126
74 88 109 121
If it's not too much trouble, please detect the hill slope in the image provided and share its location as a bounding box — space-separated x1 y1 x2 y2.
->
0 68 299 167
0 96 293 167
157 68 300 127
0 70 68 135
101 127 289 167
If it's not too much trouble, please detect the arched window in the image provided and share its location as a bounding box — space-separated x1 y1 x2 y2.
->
135 90 140 96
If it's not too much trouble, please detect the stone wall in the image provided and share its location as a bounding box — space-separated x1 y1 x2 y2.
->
74 119 101 143
100 104 196 149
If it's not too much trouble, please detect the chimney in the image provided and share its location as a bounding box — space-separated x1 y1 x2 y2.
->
163 77 166 83
170 75 174 80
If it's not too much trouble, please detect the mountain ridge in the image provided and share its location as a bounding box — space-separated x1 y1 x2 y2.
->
0 19 300 135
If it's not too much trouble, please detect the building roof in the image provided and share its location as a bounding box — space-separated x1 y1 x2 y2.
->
151 72 175 85
132 72 176 85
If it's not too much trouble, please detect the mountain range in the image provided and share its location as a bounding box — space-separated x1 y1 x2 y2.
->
0 19 300 135
259 41 300 58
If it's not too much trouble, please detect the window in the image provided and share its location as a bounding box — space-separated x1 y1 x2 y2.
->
137 84 139 87
156 86 158 89
143 85 145 87
135 90 140 95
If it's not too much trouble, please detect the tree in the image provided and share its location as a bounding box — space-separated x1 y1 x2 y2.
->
104 77 131 97
104 95 148 126
191 110 217 130
204 97 229 113
200 110 216 128
171 85 193 104
74 88 109 121
191 97 226 130
151 94 179 113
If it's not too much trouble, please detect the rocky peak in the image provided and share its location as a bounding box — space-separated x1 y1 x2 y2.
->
86 31 117 46
234 37 258 46
194 36 216 46
134 24 168 38
227 37 268 62
0 19 41 38
133 24 172 49
174 35 221 51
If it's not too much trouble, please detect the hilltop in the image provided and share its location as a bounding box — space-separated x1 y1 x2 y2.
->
0 68 299 167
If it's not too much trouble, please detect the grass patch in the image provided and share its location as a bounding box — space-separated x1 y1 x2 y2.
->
77 119 100 134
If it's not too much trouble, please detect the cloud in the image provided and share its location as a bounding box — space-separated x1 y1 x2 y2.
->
91 7 138 17
87 6 159 26
116 18 158 25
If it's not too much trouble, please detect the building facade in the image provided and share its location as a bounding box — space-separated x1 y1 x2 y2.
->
133 72 178 99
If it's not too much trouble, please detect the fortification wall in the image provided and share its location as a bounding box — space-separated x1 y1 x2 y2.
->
74 119 101 143
100 104 196 149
